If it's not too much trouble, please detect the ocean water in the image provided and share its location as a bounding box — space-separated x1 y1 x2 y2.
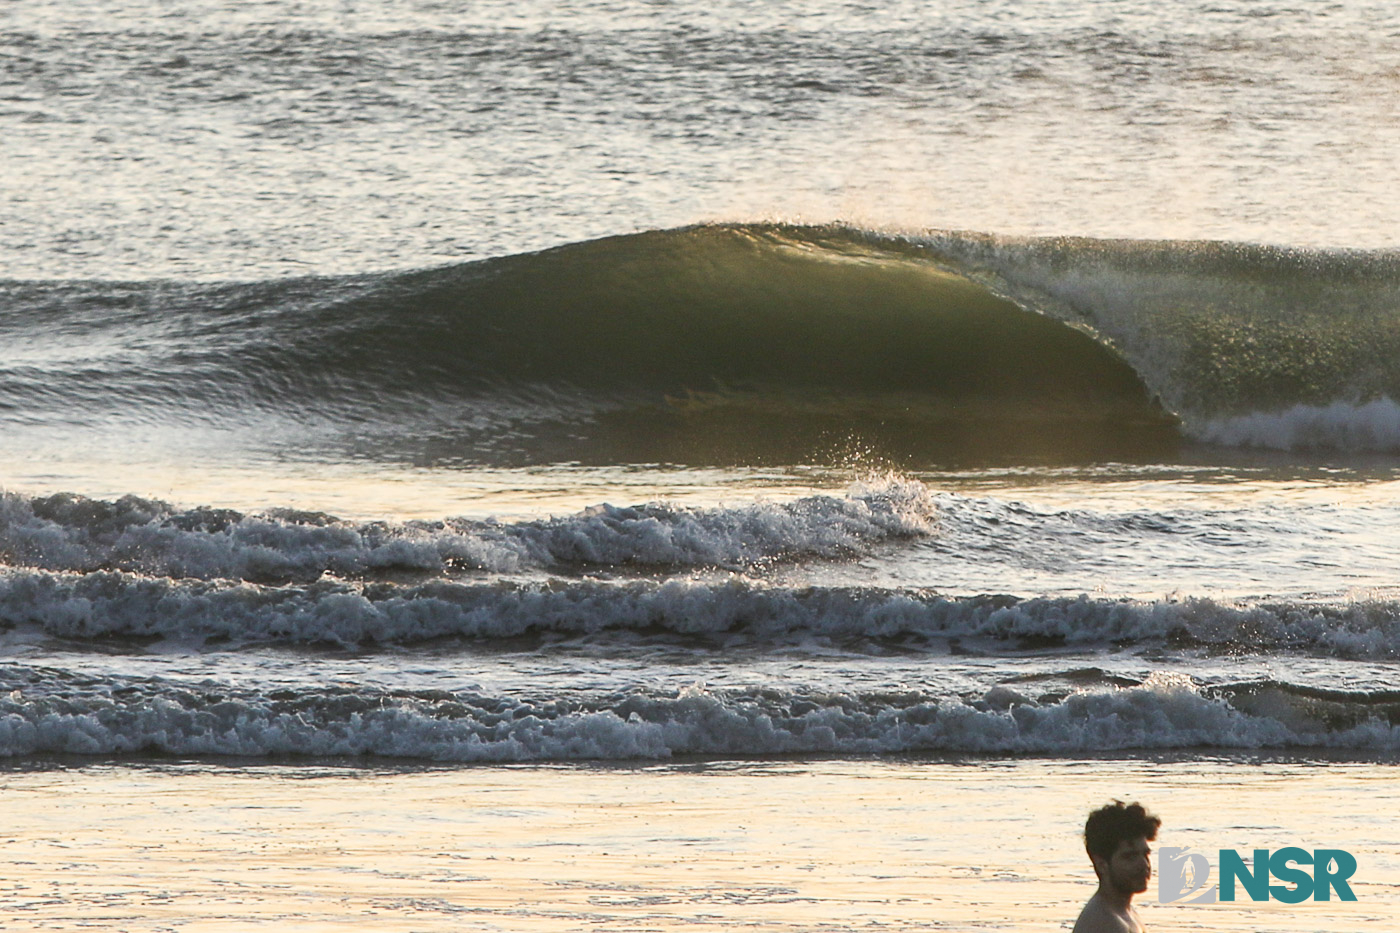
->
3 0 1400 929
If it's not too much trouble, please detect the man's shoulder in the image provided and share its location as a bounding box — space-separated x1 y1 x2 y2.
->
1071 895 1143 933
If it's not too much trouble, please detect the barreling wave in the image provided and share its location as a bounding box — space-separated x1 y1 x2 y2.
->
1 666 1398 760
4 223 1400 465
920 229 1400 455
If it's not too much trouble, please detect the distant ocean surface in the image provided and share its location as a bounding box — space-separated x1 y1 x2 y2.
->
2 1 1399 929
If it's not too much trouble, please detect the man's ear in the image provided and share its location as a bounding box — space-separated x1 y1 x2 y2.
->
1089 853 1107 880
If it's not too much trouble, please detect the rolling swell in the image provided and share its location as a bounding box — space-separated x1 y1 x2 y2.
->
5 223 1400 465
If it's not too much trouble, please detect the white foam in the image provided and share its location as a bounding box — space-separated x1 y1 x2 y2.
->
1192 396 1400 452
0 477 936 581
0 673 1395 760
4 571 1400 657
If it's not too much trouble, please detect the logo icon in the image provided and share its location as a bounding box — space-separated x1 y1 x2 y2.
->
1159 847 1217 903
1159 847 1357 904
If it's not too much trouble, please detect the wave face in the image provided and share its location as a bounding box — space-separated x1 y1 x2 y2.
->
5 223 1400 466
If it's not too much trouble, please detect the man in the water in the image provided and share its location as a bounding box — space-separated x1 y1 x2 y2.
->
1072 800 1160 933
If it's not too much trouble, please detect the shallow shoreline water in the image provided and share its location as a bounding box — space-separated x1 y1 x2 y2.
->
1 755 1393 931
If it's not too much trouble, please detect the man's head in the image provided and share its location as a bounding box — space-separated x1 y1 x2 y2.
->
1084 800 1160 895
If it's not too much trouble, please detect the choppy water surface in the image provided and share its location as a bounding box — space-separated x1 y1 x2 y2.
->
4 1 1400 280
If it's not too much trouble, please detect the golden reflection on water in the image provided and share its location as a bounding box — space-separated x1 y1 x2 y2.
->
0 452 841 522
9 445 1400 523
0 757 1392 931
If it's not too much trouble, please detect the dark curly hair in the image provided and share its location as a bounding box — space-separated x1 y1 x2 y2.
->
1084 800 1160 862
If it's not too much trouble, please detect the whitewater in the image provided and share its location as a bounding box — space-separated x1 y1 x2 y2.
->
2 0 1400 930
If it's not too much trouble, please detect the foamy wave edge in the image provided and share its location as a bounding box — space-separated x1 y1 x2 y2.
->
5 574 1400 657
1 672 1396 760
1192 396 1400 452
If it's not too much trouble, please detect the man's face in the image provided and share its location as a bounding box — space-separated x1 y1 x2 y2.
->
1095 836 1152 895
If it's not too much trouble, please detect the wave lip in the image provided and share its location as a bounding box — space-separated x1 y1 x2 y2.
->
1 669 1397 761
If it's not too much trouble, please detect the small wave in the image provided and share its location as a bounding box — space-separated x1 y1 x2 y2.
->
6 566 1400 658
0 668 1396 760
0 478 935 582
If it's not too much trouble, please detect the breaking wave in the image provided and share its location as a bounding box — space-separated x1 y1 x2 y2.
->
0 478 935 582
6 568 1400 658
8 223 1400 464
